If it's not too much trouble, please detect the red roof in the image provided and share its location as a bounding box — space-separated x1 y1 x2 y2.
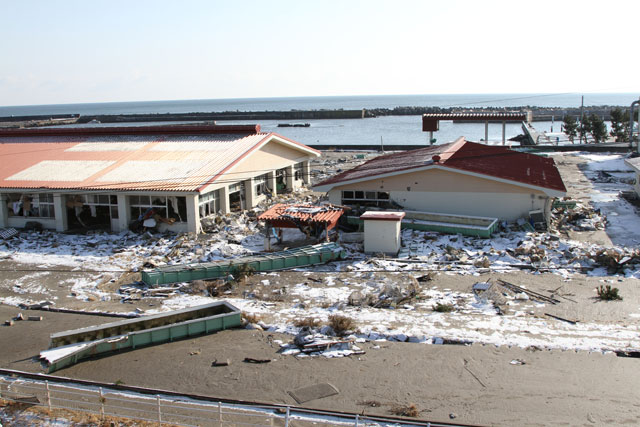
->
0 129 320 193
257 204 345 230
314 138 566 194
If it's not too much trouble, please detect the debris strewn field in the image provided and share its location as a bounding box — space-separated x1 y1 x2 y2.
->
1 151 640 426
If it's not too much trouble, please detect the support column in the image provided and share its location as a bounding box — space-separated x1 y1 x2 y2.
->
302 161 311 186
502 121 506 145
285 165 294 192
0 194 8 228
484 121 489 144
53 194 68 232
117 194 130 232
219 186 230 214
267 171 277 196
429 131 434 145
185 194 200 234
244 179 255 209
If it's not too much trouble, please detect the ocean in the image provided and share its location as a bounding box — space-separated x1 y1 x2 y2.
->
1 93 637 146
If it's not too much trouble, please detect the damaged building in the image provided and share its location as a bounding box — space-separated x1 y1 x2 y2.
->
0 124 320 233
313 137 567 223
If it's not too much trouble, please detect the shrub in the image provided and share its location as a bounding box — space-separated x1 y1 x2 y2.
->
229 263 254 283
434 302 454 312
242 312 261 324
294 317 320 328
328 315 355 336
597 285 622 301
390 403 419 417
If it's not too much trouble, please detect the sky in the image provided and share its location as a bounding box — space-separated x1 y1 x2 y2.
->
1 0 639 106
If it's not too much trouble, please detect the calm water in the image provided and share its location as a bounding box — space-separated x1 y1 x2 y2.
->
2 93 638 116
1 93 636 145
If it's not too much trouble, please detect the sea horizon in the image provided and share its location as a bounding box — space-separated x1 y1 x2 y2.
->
1 92 639 117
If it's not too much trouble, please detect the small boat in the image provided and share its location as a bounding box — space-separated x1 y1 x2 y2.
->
277 123 310 128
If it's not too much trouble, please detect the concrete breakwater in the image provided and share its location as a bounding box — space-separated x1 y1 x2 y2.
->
76 109 366 123
75 106 631 123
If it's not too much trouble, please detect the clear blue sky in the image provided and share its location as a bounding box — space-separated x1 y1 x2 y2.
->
1 0 639 106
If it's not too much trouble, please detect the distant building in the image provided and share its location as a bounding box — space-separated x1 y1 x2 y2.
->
0 124 319 233
313 137 566 223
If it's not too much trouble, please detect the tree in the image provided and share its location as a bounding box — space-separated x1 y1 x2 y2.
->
588 113 608 144
579 115 592 143
609 107 629 142
562 115 578 143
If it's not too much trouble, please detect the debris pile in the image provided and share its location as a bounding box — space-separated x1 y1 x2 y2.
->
277 326 364 358
348 278 419 308
591 248 640 273
551 203 606 232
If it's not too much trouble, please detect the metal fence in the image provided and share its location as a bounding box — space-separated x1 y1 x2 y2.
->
0 372 469 427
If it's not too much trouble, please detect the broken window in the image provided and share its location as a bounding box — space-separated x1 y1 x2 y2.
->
341 190 391 207
294 162 304 181
199 190 220 217
129 195 186 222
66 193 119 228
6 193 55 218
254 174 268 196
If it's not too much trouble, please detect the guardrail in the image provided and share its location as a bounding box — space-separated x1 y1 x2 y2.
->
0 370 477 427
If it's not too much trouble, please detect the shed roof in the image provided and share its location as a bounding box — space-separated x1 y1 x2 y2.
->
257 204 344 230
313 138 566 196
0 126 320 193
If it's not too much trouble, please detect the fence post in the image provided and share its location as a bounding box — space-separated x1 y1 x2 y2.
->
45 380 51 412
285 406 290 427
355 413 359 426
156 395 162 423
218 401 222 424
99 387 104 418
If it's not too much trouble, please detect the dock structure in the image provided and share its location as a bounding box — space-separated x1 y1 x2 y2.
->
422 112 530 145
521 121 545 145
141 242 346 286
41 301 241 372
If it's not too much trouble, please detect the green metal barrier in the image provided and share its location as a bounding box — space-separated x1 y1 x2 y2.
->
43 302 241 373
346 214 498 238
141 242 346 286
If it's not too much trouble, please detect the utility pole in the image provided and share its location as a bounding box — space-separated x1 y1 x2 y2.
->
579 95 585 144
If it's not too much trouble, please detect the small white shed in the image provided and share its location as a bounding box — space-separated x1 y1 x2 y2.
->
360 211 405 256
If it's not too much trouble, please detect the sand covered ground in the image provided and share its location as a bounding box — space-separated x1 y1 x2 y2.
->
1 305 640 426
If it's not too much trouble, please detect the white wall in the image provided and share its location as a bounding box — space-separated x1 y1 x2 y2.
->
363 219 402 255
326 166 554 222
7 217 56 229
388 190 547 221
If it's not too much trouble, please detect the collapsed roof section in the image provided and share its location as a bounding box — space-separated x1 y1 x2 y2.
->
314 138 567 197
257 203 345 230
